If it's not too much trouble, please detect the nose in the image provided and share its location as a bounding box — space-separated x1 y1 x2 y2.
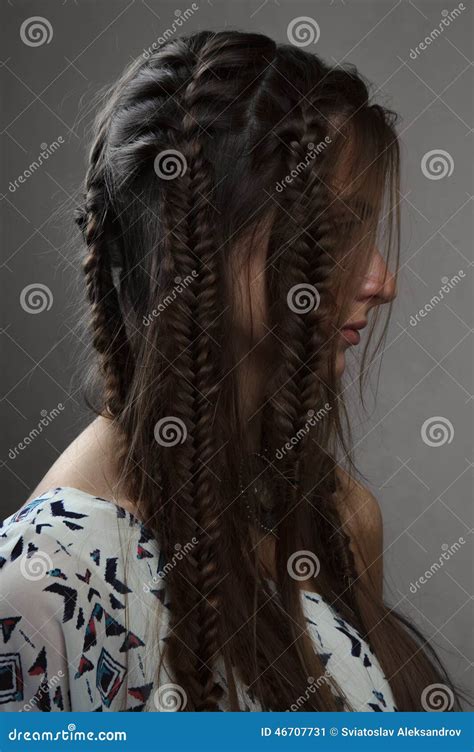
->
357 250 397 307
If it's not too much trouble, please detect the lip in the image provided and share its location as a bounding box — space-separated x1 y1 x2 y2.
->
340 320 367 346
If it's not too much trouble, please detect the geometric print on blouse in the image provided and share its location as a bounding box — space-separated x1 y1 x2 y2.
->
0 487 397 711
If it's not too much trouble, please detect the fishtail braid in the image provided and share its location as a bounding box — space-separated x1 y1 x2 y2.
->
80 126 134 420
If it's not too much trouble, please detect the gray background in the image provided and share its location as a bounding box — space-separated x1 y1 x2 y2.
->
1 0 472 702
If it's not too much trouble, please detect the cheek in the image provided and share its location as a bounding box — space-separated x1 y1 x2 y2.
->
330 286 356 331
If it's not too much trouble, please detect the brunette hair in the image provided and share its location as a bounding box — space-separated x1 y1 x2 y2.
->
75 30 462 711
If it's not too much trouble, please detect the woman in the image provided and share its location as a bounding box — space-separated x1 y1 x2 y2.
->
0 30 462 712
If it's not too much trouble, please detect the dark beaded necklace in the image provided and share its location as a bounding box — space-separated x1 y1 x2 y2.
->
238 444 279 535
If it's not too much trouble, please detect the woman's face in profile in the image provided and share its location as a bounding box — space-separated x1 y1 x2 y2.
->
232 238 397 382
335 248 397 377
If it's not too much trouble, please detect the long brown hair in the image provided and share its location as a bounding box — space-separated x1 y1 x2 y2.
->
76 30 462 711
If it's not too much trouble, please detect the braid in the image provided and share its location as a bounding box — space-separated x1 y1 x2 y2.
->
156 159 206 704
179 69 226 710
263 101 360 618
284 119 361 611
148 37 230 711
161 33 281 710
81 156 134 419
266 102 336 509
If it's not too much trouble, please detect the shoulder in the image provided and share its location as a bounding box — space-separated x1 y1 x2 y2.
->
1 486 148 576
334 467 383 596
0 486 145 619
1 488 102 599
0 488 86 710
2 485 109 545
0 487 162 710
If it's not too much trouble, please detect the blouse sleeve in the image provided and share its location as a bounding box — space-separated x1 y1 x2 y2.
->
0 520 71 711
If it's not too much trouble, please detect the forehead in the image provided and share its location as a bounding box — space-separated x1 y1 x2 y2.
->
328 148 382 222
325 111 389 195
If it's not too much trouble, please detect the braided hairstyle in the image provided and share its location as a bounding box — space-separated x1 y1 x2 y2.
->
76 31 462 711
